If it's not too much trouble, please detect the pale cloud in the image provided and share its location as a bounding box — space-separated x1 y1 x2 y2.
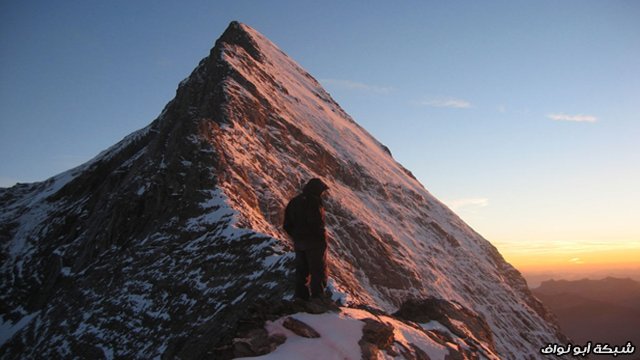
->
418 97 472 109
320 79 394 94
448 198 489 211
569 257 585 264
547 113 597 123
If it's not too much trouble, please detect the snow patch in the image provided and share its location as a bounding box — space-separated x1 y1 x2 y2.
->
0 311 40 347
244 307 455 360
342 308 449 360
247 311 364 360
327 278 350 306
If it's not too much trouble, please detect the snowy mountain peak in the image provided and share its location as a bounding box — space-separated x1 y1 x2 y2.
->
217 21 266 62
0 21 565 359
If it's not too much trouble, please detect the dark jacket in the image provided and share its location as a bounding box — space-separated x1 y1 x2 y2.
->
283 179 328 250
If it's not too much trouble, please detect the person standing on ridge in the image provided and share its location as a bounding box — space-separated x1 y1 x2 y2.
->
283 178 330 301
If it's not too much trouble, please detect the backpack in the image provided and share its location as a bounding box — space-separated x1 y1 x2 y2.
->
283 194 308 238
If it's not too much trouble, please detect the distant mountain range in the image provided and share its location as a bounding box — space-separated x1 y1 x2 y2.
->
523 268 640 288
532 277 640 357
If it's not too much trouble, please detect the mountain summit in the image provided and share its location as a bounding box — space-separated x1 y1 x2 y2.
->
1 21 564 358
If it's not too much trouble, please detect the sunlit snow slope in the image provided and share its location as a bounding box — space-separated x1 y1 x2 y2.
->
0 21 563 359
202 22 565 358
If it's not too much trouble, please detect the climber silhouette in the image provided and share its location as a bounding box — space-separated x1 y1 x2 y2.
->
283 178 330 300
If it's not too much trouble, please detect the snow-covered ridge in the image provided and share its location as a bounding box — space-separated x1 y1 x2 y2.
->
0 21 563 359
202 22 563 358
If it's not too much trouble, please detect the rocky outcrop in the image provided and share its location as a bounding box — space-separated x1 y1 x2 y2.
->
359 318 395 359
360 318 395 350
283 317 321 338
232 328 286 358
394 297 496 354
215 296 502 359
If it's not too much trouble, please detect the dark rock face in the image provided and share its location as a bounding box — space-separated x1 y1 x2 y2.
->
214 297 337 359
282 316 321 338
411 344 433 360
394 297 496 354
360 318 395 350
359 317 395 359
0 21 566 359
232 328 286 358
360 341 382 360
0 22 293 359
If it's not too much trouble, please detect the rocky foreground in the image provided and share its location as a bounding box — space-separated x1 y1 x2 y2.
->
215 297 500 360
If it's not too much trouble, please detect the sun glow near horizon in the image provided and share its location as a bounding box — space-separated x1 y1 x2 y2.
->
442 184 640 280
494 238 640 274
